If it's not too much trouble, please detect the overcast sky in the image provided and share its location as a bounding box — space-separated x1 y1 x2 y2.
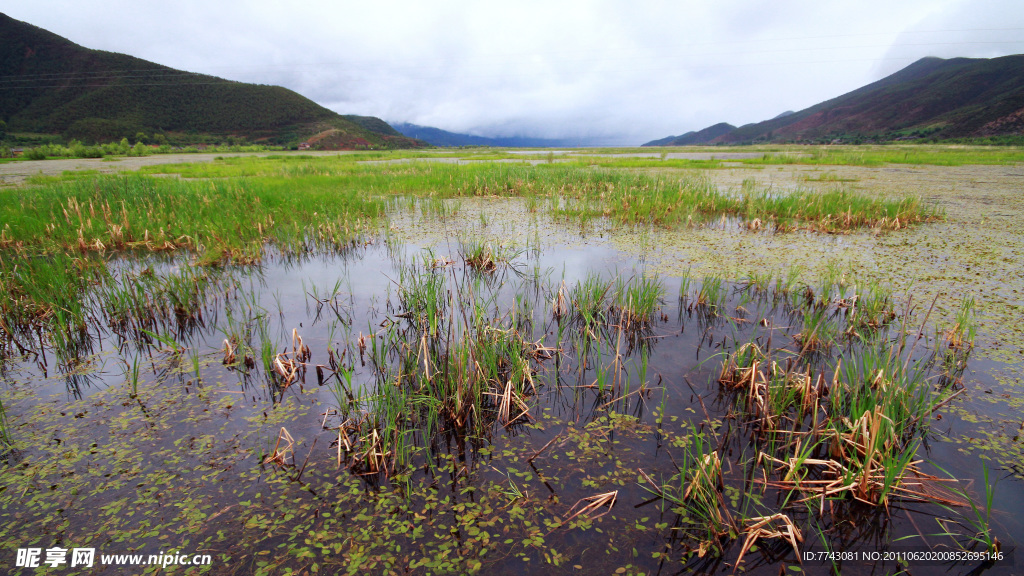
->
6 1 1024 144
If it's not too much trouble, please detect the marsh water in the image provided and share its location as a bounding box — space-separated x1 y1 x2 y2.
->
1 199 1021 575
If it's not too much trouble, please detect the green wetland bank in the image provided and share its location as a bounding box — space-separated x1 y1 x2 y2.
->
1 145 1023 575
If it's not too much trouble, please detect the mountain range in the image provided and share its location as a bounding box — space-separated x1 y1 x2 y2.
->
4 12 1023 150
645 54 1024 145
0 12 423 149
642 123 736 147
390 123 614 148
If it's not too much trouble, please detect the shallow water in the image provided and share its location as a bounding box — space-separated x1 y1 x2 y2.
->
2 216 1020 574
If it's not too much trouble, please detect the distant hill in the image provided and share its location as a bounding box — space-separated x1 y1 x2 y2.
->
392 123 501 147
0 13 424 148
643 55 1024 145
642 132 693 147
716 55 1024 144
391 122 610 147
642 122 735 146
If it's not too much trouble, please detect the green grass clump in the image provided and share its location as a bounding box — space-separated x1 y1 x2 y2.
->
459 238 521 273
795 307 838 352
828 344 937 444
740 145 1024 167
640 424 734 555
0 173 385 259
0 252 100 363
697 274 727 310
934 296 977 385
395 264 447 337
570 273 613 326
340 267 540 474
95 263 219 337
611 273 664 324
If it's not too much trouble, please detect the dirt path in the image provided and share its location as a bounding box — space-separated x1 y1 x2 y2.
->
0 151 347 186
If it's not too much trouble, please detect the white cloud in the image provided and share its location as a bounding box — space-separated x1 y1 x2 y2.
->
5 0 1023 144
